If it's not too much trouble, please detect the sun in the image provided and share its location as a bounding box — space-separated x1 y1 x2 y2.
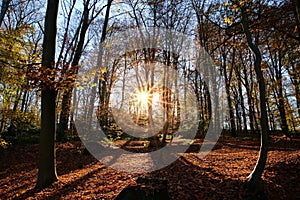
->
131 88 162 113
135 90 151 111
137 91 149 105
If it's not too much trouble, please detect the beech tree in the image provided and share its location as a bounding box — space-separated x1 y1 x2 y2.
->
238 0 268 191
36 0 59 188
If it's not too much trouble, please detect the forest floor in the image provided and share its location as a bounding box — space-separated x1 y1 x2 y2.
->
0 134 299 200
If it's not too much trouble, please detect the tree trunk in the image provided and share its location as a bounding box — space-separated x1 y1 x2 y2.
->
222 53 236 136
87 0 112 130
241 58 255 134
21 90 28 112
295 84 300 118
241 6 268 191
58 0 94 139
36 0 59 188
0 0 11 26
267 101 275 131
236 66 247 132
57 89 72 141
277 71 289 137
269 48 290 136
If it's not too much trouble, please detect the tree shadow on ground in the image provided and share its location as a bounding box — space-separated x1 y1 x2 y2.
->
1 138 299 200
263 155 300 200
55 142 98 175
218 136 300 152
133 155 250 200
0 141 98 199
0 144 38 179
0 142 98 178
14 165 106 200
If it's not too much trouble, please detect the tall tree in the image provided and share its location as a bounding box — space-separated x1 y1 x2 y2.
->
87 0 112 131
36 0 59 188
57 0 107 140
239 2 269 191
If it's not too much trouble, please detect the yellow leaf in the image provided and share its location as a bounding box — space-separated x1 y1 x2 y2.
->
101 68 107 74
224 17 232 25
233 4 239 12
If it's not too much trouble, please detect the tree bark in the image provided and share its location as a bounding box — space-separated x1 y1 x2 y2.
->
235 65 247 132
277 55 289 137
36 0 59 189
241 56 255 134
241 6 268 191
58 0 97 139
222 53 236 136
88 0 112 130
0 0 11 26
295 84 300 118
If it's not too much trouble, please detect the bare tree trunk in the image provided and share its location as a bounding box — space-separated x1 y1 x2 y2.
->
161 52 171 144
235 65 247 132
277 55 289 137
234 92 242 134
70 86 78 138
120 58 127 110
57 89 72 141
241 6 268 191
254 88 261 132
36 0 59 189
20 90 28 112
88 0 112 130
295 85 300 118
241 56 255 134
267 101 275 131
58 0 96 140
287 1 300 119
0 0 11 26
147 63 154 126
222 53 236 136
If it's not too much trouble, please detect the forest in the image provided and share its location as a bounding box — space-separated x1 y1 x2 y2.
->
0 0 299 199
